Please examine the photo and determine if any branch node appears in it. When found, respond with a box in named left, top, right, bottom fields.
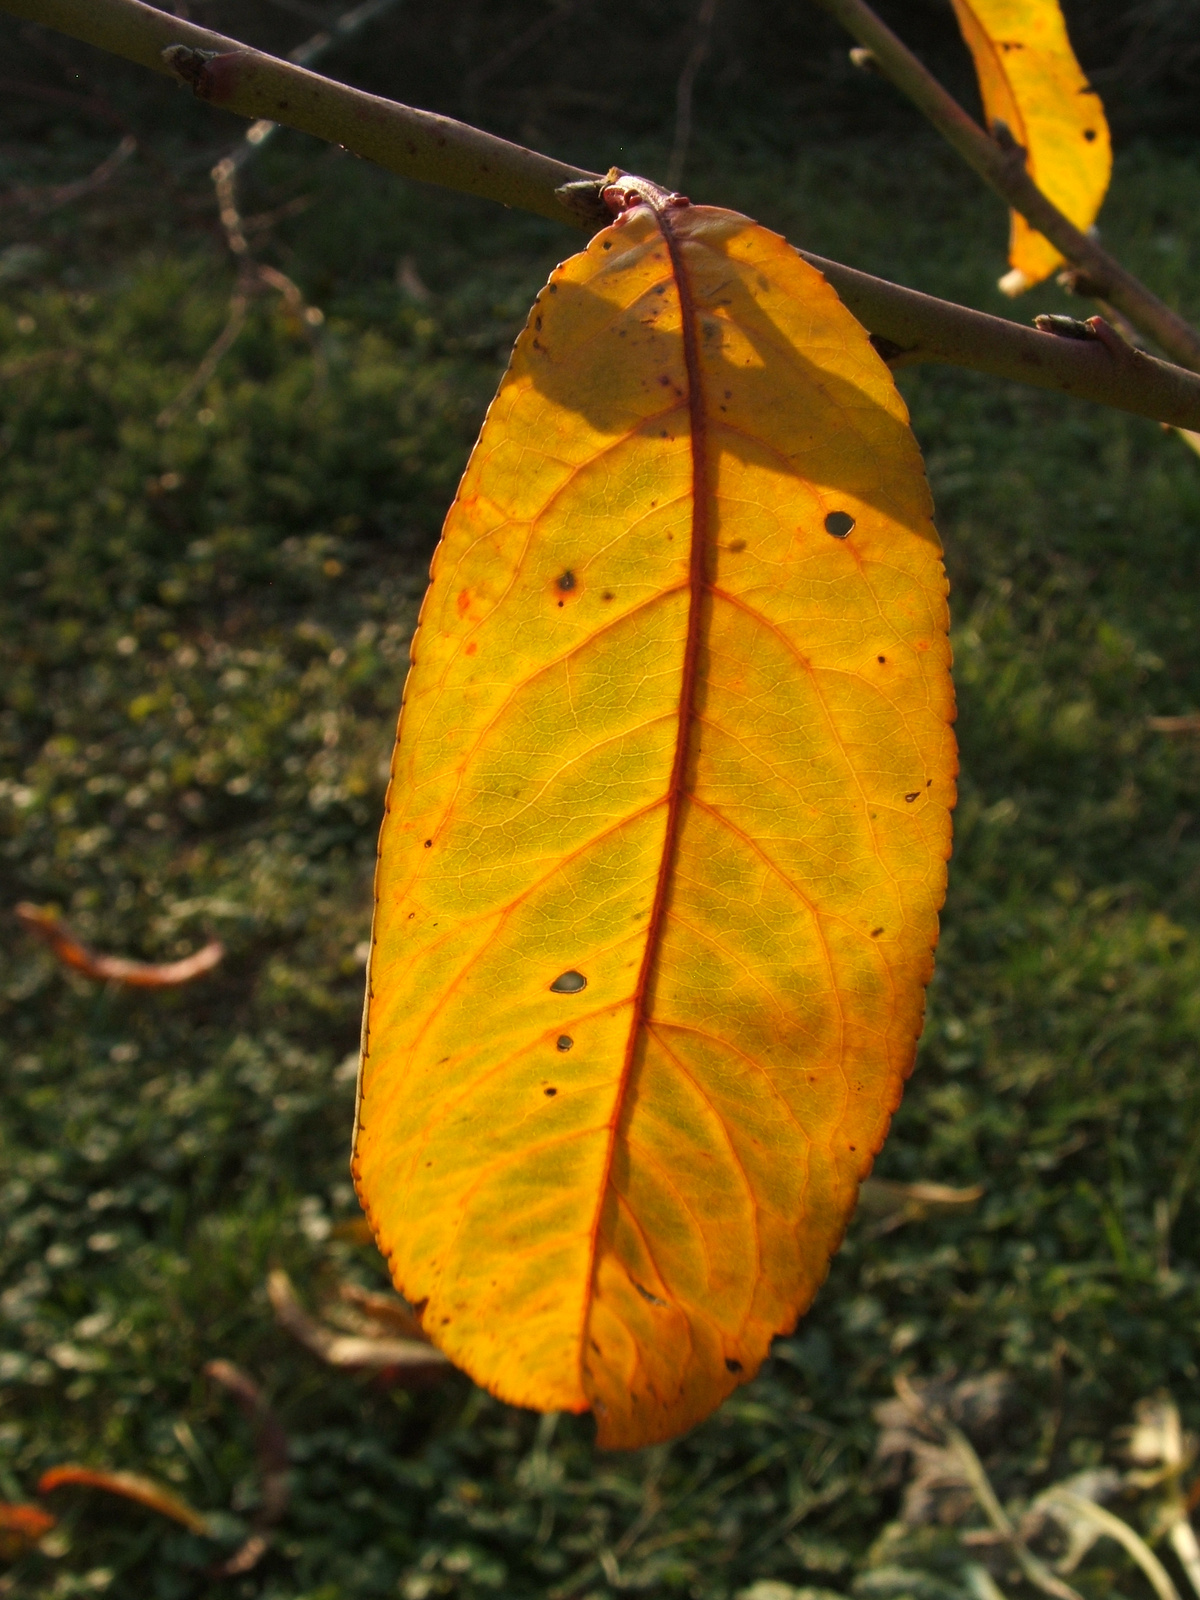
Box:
left=869, top=331, right=916, bottom=364
left=162, top=44, right=218, bottom=88
left=162, top=44, right=244, bottom=100
left=1033, top=314, right=1098, bottom=342
left=1086, top=315, right=1136, bottom=358
left=1057, top=265, right=1109, bottom=300
left=554, top=173, right=617, bottom=228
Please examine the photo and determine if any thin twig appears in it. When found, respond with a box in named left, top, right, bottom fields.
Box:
left=666, top=0, right=719, bottom=190
left=2, top=132, right=137, bottom=214
left=805, top=0, right=1200, bottom=373
left=463, top=0, right=581, bottom=101
left=0, top=0, right=593, bottom=221
left=158, top=0, right=395, bottom=423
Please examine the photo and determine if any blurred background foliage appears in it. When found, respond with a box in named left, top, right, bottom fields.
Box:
left=1, top=1, right=1200, bottom=1596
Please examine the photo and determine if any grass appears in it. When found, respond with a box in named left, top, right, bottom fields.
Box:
left=1, top=98, right=1200, bottom=1599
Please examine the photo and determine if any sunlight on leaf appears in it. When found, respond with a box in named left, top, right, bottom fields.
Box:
left=948, top=0, right=1112, bottom=292
left=354, top=196, right=956, bottom=1448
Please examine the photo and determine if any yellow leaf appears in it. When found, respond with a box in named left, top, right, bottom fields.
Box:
left=949, top=0, right=1112, bottom=292
left=353, top=195, right=956, bottom=1449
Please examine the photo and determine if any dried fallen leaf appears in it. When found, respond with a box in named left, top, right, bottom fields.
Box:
left=204, top=1360, right=288, bottom=1576
left=267, top=1270, right=449, bottom=1375
left=948, top=0, right=1112, bottom=292
left=354, top=183, right=956, bottom=1447
left=0, top=1502, right=56, bottom=1560
left=336, top=1282, right=429, bottom=1342
left=37, top=1466, right=212, bottom=1536
left=857, top=1177, right=985, bottom=1232
left=15, top=903, right=224, bottom=988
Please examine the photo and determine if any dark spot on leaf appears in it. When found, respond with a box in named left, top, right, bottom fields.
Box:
left=544, top=1086, right=557, bottom=1096
left=535, top=315, right=542, bottom=330
left=602, top=241, right=612, bottom=250
left=725, top=1358, right=743, bottom=1373
left=727, top=540, right=746, bottom=553
left=591, top=1339, right=601, bottom=1353
left=825, top=511, right=855, bottom=538
left=557, top=570, right=576, bottom=592
left=1084, top=128, right=1096, bottom=140
left=905, top=792, right=919, bottom=802
left=550, top=970, right=587, bottom=993
left=878, top=655, right=886, bottom=663
left=634, top=1281, right=667, bottom=1306
left=556, top=1036, right=573, bottom=1052
left=871, top=927, right=884, bottom=938
left=424, top=839, right=432, bottom=848
left=601, top=591, right=614, bottom=601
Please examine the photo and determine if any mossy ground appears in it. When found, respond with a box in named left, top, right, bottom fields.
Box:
left=2, top=101, right=1200, bottom=1599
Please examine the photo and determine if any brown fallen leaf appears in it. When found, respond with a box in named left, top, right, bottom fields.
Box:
left=336, top=1282, right=429, bottom=1342
left=204, top=1360, right=288, bottom=1577
left=15, top=903, right=224, bottom=988
left=0, top=1502, right=56, bottom=1560
left=857, top=1178, right=985, bottom=1233
left=37, top=1466, right=212, bottom=1536
left=1148, top=715, right=1200, bottom=736
left=267, top=1270, right=449, bottom=1377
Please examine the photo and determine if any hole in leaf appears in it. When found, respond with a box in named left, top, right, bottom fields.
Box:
left=725, top=1358, right=743, bottom=1373
left=824, top=511, right=855, bottom=538
left=556, top=1035, right=573, bottom=1052
left=556, top=570, right=576, bottom=592
left=550, top=970, right=586, bottom=993
left=634, top=1281, right=666, bottom=1306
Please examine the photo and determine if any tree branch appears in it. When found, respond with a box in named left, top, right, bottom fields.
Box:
left=7, top=0, right=1200, bottom=427
left=803, top=255, right=1200, bottom=429
left=808, top=0, right=1200, bottom=373
left=0, top=0, right=593, bottom=221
